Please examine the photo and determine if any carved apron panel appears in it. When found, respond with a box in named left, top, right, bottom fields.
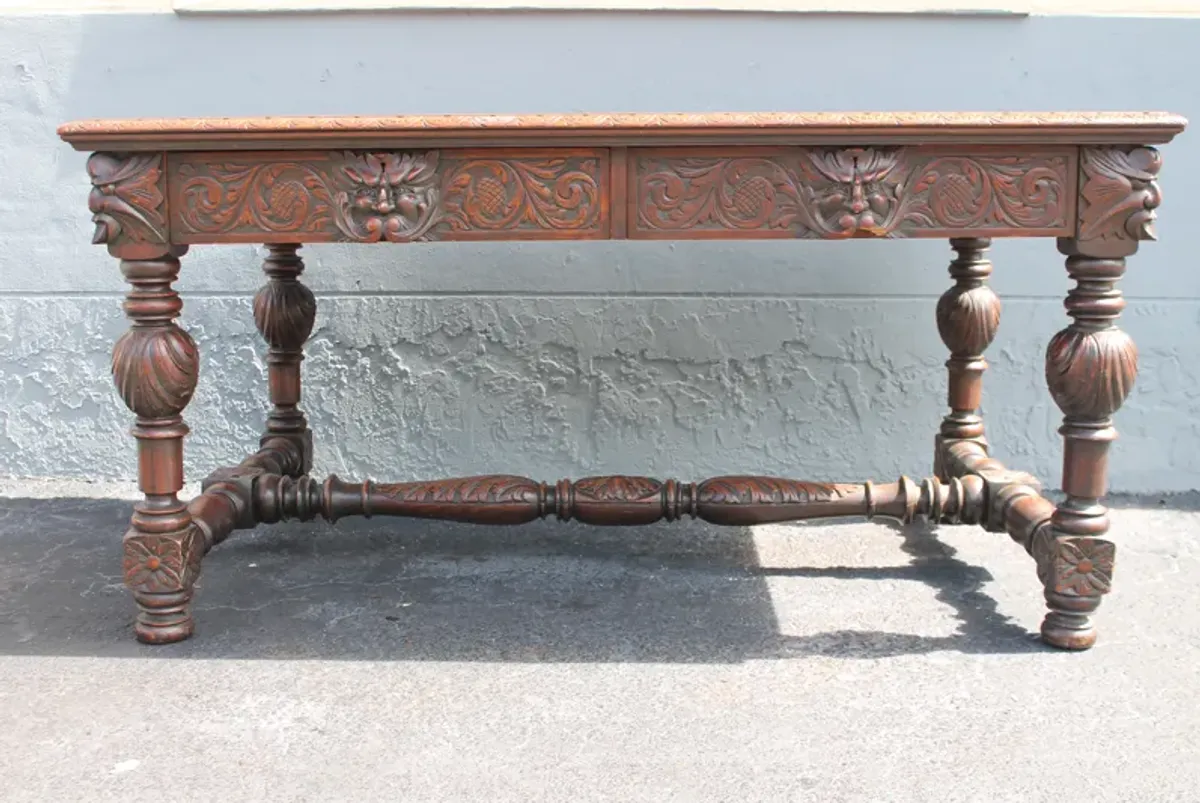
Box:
left=631, top=146, right=1075, bottom=239
left=169, top=146, right=1074, bottom=243
left=169, top=150, right=609, bottom=243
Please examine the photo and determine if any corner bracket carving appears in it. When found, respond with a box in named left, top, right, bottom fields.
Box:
left=1070, top=147, right=1162, bottom=257
left=87, top=152, right=169, bottom=250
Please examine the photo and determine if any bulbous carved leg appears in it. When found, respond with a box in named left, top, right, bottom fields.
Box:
left=113, top=249, right=202, bottom=644
left=1038, top=245, right=1137, bottom=650
left=935, top=237, right=1000, bottom=477
left=254, top=243, right=317, bottom=476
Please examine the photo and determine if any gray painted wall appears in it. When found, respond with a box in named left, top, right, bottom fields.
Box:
left=1, top=10, right=1198, bottom=492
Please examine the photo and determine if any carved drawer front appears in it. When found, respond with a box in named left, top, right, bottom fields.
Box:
left=630, top=146, right=1077, bottom=239
left=169, top=149, right=610, bottom=243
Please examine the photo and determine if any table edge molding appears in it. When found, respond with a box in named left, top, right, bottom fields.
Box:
left=57, top=111, right=1188, bottom=150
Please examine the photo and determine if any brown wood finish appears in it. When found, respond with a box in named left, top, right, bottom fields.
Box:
left=57, top=111, right=1185, bottom=648
left=57, top=111, right=1187, bottom=150
left=112, top=249, right=203, bottom=643
left=934, top=237, right=1001, bottom=479
left=250, top=473, right=984, bottom=528
left=170, top=149, right=610, bottom=243
left=254, top=244, right=316, bottom=474
left=162, top=145, right=1075, bottom=244
left=631, top=148, right=1073, bottom=239
left=1037, top=247, right=1136, bottom=649
left=1029, top=144, right=1161, bottom=650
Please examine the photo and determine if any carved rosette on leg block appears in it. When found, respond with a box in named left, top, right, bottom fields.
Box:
left=254, top=243, right=317, bottom=475
left=113, top=251, right=202, bottom=644
left=1040, top=146, right=1158, bottom=650
left=935, top=237, right=1000, bottom=477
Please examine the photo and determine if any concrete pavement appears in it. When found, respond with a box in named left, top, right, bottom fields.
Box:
left=0, top=490, right=1197, bottom=801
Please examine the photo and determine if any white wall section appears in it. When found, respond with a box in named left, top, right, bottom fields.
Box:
left=5, top=0, right=1200, bottom=16
left=1, top=10, right=1197, bottom=491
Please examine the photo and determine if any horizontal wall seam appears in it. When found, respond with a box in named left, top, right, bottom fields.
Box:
left=0, top=291, right=1198, bottom=302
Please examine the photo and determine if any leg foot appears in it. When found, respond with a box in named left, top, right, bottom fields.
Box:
left=1040, top=592, right=1099, bottom=650
left=123, top=526, right=203, bottom=644
left=132, top=591, right=195, bottom=644
left=1034, top=528, right=1115, bottom=651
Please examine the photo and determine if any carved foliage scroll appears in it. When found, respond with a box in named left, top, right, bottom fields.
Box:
left=376, top=475, right=542, bottom=505
left=442, top=159, right=601, bottom=233
left=87, top=152, right=168, bottom=247
left=172, top=150, right=606, bottom=242
left=634, top=149, right=1071, bottom=238
left=168, top=146, right=1081, bottom=243
left=696, top=477, right=842, bottom=505
left=574, top=476, right=662, bottom=502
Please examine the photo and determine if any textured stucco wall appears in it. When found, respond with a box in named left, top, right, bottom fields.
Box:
left=1, top=11, right=1198, bottom=492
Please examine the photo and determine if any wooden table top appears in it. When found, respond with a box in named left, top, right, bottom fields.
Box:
left=58, top=111, right=1187, bottom=150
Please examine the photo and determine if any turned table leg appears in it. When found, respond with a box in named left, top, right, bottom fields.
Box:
left=1031, top=145, right=1162, bottom=650
left=254, top=243, right=317, bottom=476
left=935, top=237, right=1001, bottom=477
left=1034, top=243, right=1136, bottom=650
left=113, top=248, right=203, bottom=644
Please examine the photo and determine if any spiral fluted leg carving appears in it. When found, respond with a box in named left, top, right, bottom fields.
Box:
left=1038, top=244, right=1137, bottom=650
left=935, top=237, right=1000, bottom=478
left=113, top=249, right=202, bottom=644
left=254, top=243, right=316, bottom=476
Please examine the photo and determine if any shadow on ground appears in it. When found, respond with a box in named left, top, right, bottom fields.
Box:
left=0, top=497, right=1049, bottom=661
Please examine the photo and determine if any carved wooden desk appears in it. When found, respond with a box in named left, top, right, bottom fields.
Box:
left=57, top=112, right=1186, bottom=650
